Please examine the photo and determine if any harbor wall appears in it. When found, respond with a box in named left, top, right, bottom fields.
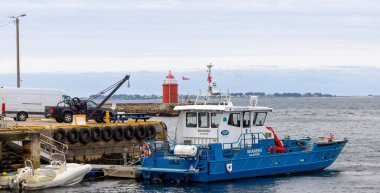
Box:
left=104, top=103, right=179, bottom=117
left=1, top=120, right=168, bottom=166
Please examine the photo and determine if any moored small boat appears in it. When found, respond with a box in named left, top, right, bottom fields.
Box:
left=5, top=155, right=91, bottom=190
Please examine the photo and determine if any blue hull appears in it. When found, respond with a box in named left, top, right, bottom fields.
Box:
left=137, top=139, right=347, bottom=182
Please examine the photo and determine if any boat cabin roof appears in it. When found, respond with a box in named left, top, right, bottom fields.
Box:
left=174, top=105, right=272, bottom=112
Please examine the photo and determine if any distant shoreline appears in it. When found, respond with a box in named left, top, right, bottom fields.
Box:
left=90, top=92, right=378, bottom=101
left=94, top=95, right=378, bottom=104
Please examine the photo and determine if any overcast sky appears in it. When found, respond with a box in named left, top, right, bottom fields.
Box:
left=1, top=0, right=380, bottom=73
left=1, top=1, right=380, bottom=96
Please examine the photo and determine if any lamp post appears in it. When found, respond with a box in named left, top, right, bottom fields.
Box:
left=9, top=14, right=26, bottom=88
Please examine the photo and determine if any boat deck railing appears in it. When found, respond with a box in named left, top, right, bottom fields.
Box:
left=194, top=94, right=232, bottom=106
left=150, top=141, right=177, bottom=156
left=222, top=132, right=270, bottom=150
left=223, top=132, right=259, bottom=150
left=147, top=132, right=272, bottom=161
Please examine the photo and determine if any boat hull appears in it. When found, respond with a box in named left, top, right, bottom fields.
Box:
left=138, top=140, right=347, bottom=182
left=26, top=164, right=92, bottom=190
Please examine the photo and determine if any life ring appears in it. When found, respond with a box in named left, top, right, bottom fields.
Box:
left=67, top=128, right=79, bottom=144
left=146, top=125, right=157, bottom=139
left=53, top=128, right=66, bottom=143
left=124, top=125, right=135, bottom=140
left=113, top=126, right=124, bottom=141
left=102, top=126, right=113, bottom=142
left=144, top=143, right=154, bottom=156
left=91, top=127, right=102, bottom=142
left=79, top=128, right=92, bottom=145
left=135, top=125, right=146, bottom=140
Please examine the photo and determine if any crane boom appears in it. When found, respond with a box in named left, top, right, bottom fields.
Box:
left=87, top=75, right=130, bottom=120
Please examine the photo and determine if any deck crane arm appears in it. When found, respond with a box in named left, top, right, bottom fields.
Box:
left=87, top=75, right=130, bottom=120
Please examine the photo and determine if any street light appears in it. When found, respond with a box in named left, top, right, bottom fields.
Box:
left=8, top=14, right=26, bottom=88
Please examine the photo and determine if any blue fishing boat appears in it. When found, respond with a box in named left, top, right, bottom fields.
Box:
left=136, top=64, right=348, bottom=182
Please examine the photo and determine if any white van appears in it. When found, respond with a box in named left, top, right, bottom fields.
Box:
left=0, top=87, right=70, bottom=121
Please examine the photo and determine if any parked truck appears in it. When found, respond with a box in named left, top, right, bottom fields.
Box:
left=45, top=75, right=130, bottom=123
left=45, top=97, right=112, bottom=123
left=0, top=87, right=70, bottom=121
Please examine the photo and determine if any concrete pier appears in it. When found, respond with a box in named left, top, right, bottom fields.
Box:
left=0, top=131, right=41, bottom=169
left=100, top=165, right=141, bottom=178
left=104, top=103, right=179, bottom=116
left=2, top=119, right=167, bottom=165
left=22, top=136, right=41, bottom=168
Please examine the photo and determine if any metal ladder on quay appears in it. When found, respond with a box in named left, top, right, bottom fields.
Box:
left=4, top=123, right=68, bottom=163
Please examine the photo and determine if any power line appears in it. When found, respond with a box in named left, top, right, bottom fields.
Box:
left=0, top=21, right=13, bottom=28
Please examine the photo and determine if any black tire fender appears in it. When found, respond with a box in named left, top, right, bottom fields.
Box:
left=124, top=125, right=135, bottom=140
left=135, top=125, right=146, bottom=140
left=113, top=126, right=124, bottom=141
left=79, top=128, right=92, bottom=145
left=53, top=128, right=66, bottom=143
left=67, top=128, right=79, bottom=144
left=146, top=125, right=157, bottom=139
left=91, top=127, right=102, bottom=142
left=102, top=126, right=113, bottom=142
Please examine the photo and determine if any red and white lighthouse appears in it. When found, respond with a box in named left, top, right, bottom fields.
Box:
left=162, top=70, right=178, bottom=104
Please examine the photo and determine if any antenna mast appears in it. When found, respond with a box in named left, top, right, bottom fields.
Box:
left=206, top=63, right=213, bottom=96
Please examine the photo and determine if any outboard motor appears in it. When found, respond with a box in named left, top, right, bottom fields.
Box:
left=8, top=167, right=32, bottom=189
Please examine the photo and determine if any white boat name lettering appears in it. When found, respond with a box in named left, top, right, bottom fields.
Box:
left=247, top=149, right=262, bottom=156
left=198, top=129, right=211, bottom=135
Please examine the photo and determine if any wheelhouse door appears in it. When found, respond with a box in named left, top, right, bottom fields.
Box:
left=218, top=112, right=243, bottom=146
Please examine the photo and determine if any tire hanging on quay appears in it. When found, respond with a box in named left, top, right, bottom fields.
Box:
left=67, top=128, right=79, bottom=144
left=79, top=128, right=92, bottom=145
left=113, top=126, right=124, bottom=141
left=135, top=125, right=146, bottom=140
left=91, top=127, right=102, bottom=142
left=124, top=125, right=135, bottom=140
left=146, top=125, right=157, bottom=139
left=102, top=126, right=113, bottom=142
left=53, top=128, right=66, bottom=143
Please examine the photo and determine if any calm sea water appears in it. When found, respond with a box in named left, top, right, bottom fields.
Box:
left=10, top=97, right=380, bottom=192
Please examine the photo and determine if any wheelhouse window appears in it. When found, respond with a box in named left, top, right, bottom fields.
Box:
left=186, top=112, right=197, bottom=127
left=228, top=113, right=240, bottom=127
left=198, top=112, right=209, bottom=128
left=243, top=112, right=251, bottom=128
left=253, top=112, right=267, bottom=126
left=211, top=113, right=222, bottom=128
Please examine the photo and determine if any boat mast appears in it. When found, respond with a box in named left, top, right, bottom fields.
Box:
left=207, top=63, right=213, bottom=96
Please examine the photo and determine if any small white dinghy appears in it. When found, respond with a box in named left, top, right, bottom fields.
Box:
left=8, top=154, right=91, bottom=190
